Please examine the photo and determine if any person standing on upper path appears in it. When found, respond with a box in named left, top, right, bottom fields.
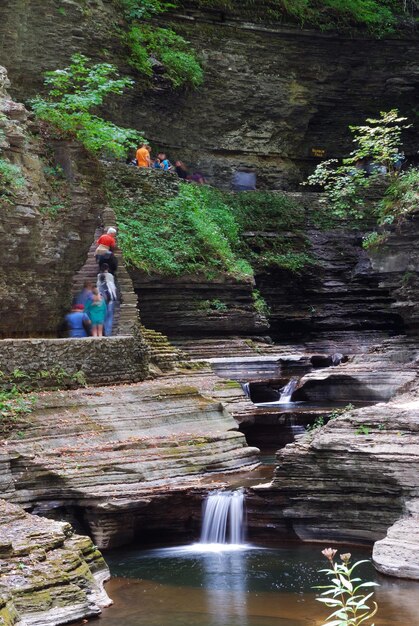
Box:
left=175, top=160, right=189, bottom=179
left=95, top=227, right=118, bottom=274
left=157, top=153, right=172, bottom=171
left=97, top=263, right=118, bottom=337
left=136, top=143, right=151, bottom=168
left=85, top=288, right=107, bottom=337
left=64, top=304, right=91, bottom=338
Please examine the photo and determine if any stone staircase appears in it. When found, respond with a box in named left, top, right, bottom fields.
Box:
left=141, top=326, right=184, bottom=372
left=72, top=211, right=139, bottom=336
left=71, top=209, right=183, bottom=370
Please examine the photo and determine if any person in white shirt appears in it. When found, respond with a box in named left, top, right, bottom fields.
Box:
left=97, top=263, right=118, bottom=336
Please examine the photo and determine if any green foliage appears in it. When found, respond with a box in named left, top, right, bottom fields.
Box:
left=317, top=549, right=378, bottom=625
left=112, top=183, right=253, bottom=279
left=304, top=110, right=411, bottom=222
left=124, top=24, right=203, bottom=88
left=252, top=289, right=270, bottom=317
left=183, top=0, right=410, bottom=34
left=306, top=404, right=355, bottom=433
left=111, top=181, right=316, bottom=279
left=355, top=425, right=371, bottom=435
left=120, top=0, right=176, bottom=19
left=362, top=230, right=388, bottom=250
left=0, top=367, right=87, bottom=393
left=0, top=158, right=25, bottom=200
left=0, top=387, right=34, bottom=437
left=31, top=54, right=144, bottom=158
left=197, top=298, right=229, bottom=313
left=224, top=191, right=316, bottom=273
left=378, top=167, right=419, bottom=224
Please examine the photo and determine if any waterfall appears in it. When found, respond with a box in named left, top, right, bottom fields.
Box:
left=241, top=382, right=251, bottom=398
left=200, top=490, right=245, bottom=545
left=278, top=378, right=298, bottom=404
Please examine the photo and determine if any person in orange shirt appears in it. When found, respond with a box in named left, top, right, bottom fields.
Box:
left=136, top=143, right=150, bottom=168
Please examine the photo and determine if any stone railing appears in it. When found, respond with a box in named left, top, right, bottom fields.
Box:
left=0, top=335, right=149, bottom=385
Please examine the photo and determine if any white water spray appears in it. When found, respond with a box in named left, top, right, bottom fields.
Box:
left=200, top=490, right=245, bottom=545
left=278, top=378, right=298, bottom=404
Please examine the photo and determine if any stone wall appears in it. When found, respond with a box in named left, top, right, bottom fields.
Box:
left=0, top=335, right=150, bottom=384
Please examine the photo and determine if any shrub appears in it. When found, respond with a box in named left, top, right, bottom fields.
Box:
left=31, top=54, right=144, bottom=158
left=112, top=183, right=253, bottom=279
left=0, top=158, right=25, bottom=200
left=304, top=110, right=412, bottom=223
left=124, top=24, right=203, bottom=88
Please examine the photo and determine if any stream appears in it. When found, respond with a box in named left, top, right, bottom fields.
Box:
left=78, top=387, right=418, bottom=626
left=82, top=543, right=419, bottom=626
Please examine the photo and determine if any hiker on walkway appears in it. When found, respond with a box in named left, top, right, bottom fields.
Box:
left=95, top=227, right=118, bottom=274
left=136, top=143, right=151, bottom=168
left=97, top=263, right=118, bottom=337
left=157, top=153, right=172, bottom=171
left=73, top=281, right=94, bottom=307
left=85, top=288, right=107, bottom=337
left=64, top=303, right=91, bottom=338
left=175, top=160, right=189, bottom=180
left=232, top=168, right=256, bottom=191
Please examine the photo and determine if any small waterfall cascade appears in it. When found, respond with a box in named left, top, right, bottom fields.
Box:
left=278, top=378, right=298, bottom=404
left=241, top=382, right=251, bottom=398
left=200, top=490, right=245, bottom=545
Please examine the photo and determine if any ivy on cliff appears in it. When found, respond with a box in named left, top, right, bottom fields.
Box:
left=118, top=0, right=204, bottom=88
left=110, top=180, right=315, bottom=278
left=31, top=55, right=144, bottom=158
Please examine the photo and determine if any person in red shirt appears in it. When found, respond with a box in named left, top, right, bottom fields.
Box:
left=95, top=227, right=118, bottom=274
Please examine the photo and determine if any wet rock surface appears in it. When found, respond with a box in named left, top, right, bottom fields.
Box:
left=249, top=339, right=419, bottom=579
left=0, top=369, right=259, bottom=548
left=0, top=499, right=111, bottom=626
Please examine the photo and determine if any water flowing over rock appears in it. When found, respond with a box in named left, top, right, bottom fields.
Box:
left=249, top=339, right=419, bottom=579
left=0, top=499, right=111, bottom=626
left=0, top=370, right=259, bottom=549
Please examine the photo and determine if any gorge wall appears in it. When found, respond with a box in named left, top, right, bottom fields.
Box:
left=0, top=66, right=103, bottom=338
left=0, top=1, right=418, bottom=189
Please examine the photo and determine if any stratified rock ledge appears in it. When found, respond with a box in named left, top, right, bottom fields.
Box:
left=0, top=499, right=112, bottom=626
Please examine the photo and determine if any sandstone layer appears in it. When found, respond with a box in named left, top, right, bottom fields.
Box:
left=0, top=499, right=111, bottom=626
left=0, top=369, right=259, bottom=549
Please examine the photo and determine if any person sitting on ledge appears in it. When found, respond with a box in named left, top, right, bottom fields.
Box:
left=95, top=227, right=118, bottom=274
left=64, top=304, right=91, bottom=338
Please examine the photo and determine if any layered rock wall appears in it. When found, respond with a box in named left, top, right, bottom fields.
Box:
left=0, top=370, right=259, bottom=548
left=0, top=2, right=418, bottom=188
left=0, top=67, right=103, bottom=338
left=0, top=499, right=111, bottom=626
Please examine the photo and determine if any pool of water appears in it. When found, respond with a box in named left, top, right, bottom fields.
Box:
left=84, top=543, right=419, bottom=626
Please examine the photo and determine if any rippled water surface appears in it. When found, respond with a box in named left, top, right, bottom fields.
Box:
left=86, top=544, right=419, bottom=626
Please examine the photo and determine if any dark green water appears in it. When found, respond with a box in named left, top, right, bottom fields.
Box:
left=85, top=543, right=419, bottom=626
